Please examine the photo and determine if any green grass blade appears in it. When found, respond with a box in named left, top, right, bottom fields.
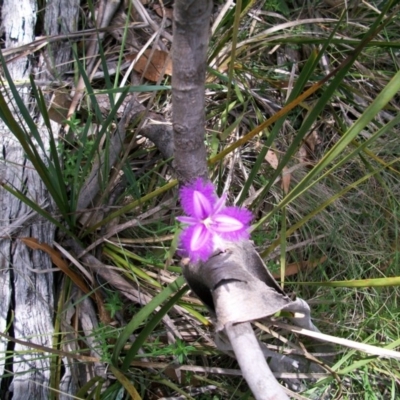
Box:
left=78, top=86, right=130, bottom=183
left=299, top=276, right=400, bottom=288
left=109, top=365, right=142, bottom=400
left=71, top=46, right=103, bottom=124
left=1, top=183, right=76, bottom=238
left=29, top=76, right=70, bottom=215
left=85, top=180, right=177, bottom=234
left=75, top=376, right=105, bottom=398
left=111, top=276, right=186, bottom=366
left=261, top=156, right=400, bottom=257
left=237, top=48, right=320, bottom=204
left=121, top=285, right=188, bottom=371
left=0, top=54, right=72, bottom=222
left=256, top=67, right=400, bottom=232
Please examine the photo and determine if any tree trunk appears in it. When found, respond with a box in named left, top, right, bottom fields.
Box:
left=0, top=0, right=79, bottom=398
left=172, top=0, right=212, bottom=185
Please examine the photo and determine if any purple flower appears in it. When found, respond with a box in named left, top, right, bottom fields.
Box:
left=176, top=178, right=252, bottom=262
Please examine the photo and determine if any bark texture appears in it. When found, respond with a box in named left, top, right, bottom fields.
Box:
left=225, top=323, right=289, bottom=400
left=172, top=0, right=213, bottom=184
left=44, top=0, right=80, bottom=78
left=0, top=1, right=54, bottom=398
left=0, top=0, right=79, bottom=398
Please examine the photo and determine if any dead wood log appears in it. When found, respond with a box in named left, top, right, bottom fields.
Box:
left=0, top=0, right=79, bottom=398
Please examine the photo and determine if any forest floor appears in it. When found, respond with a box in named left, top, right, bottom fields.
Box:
left=1, top=0, right=400, bottom=399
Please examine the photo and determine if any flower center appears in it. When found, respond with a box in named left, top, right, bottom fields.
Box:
left=202, top=216, right=213, bottom=228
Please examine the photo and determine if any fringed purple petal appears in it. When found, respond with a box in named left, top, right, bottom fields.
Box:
left=213, top=193, right=227, bottom=214
left=212, top=214, right=246, bottom=232
left=176, top=216, right=198, bottom=225
left=213, top=207, right=252, bottom=242
left=190, top=224, right=211, bottom=251
left=192, top=191, right=212, bottom=219
left=218, top=227, right=250, bottom=242
left=179, top=178, right=216, bottom=217
left=179, top=224, right=213, bottom=262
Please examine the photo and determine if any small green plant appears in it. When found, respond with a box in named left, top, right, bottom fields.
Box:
left=171, top=338, right=197, bottom=364
left=91, top=323, right=121, bottom=363
left=57, top=115, right=97, bottom=186
left=263, top=0, right=290, bottom=17
left=104, top=291, right=124, bottom=319
left=141, top=338, right=196, bottom=364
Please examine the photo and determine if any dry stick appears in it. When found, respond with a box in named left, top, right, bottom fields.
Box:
left=225, top=323, right=289, bottom=400
left=65, top=0, right=121, bottom=131
left=172, top=2, right=288, bottom=399
left=79, top=198, right=174, bottom=256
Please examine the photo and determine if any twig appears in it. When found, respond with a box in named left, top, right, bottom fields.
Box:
left=65, top=0, right=121, bottom=127
left=273, top=321, right=400, bottom=360
left=225, top=322, right=289, bottom=400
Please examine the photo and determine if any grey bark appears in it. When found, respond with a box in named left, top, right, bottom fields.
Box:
left=0, top=1, right=54, bottom=398
left=172, top=0, right=212, bottom=185
left=0, top=0, right=79, bottom=398
left=225, top=323, right=289, bottom=400
left=44, top=0, right=80, bottom=78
